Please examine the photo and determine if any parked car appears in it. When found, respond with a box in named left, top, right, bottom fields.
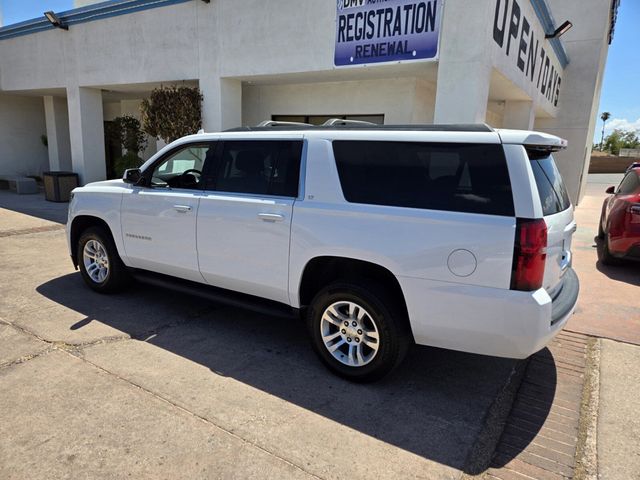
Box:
left=66, top=121, right=579, bottom=381
left=598, top=166, right=640, bottom=264
left=626, top=161, right=640, bottom=173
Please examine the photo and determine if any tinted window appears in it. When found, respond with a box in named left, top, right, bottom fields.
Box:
left=616, top=172, right=640, bottom=195
left=527, top=152, right=571, bottom=215
left=212, top=141, right=302, bottom=197
left=332, top=141, right=514, bottom=216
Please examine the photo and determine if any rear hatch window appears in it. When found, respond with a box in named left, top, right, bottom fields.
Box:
left=527, top=149, right=574, bottom=294
left=528, top=150, right=571, bottom=215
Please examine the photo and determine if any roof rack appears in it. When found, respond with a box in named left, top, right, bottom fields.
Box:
left=322, top=118, right=376, bottom=126
left=225, top=123, right=495, bottom=133
left=256, top=120, right=313, bottom=127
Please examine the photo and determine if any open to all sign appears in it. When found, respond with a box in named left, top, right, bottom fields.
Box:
left=493, top=0, right=562, bottom=107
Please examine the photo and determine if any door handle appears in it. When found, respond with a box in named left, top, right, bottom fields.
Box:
left=173, top=205, right=192, bottom=213
left=258, top=213, right=285, bottom=222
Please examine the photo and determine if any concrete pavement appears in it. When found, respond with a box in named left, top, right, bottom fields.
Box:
left=0, top=191, right=521, bottom=479
left=2, top=174, right=640, bottom=479
left=568, top=174, right=640, bottom=344
left=597, top=339, right=640, bottom=480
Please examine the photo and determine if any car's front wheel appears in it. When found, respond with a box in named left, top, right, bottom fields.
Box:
left=307, top=282, right=411, bottom=382
left=77, top=226, right=131, bottom=293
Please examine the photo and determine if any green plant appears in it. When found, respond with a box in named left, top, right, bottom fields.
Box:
left=108, top=115, right=148, bottom=178
left=140, top=85, right=203, bottom=143
left=603, top=129, right=640, bottom=156
left=113, top=151, right=144, bottom=178
left=109, top=115, right=148, bottom=156
left=600, top=112, right=611, bottom=150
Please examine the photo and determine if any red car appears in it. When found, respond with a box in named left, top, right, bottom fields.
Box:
left=599, top=167, right=640, bottom=264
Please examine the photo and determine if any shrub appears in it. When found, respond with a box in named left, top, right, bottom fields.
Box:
left=140, top=85, right=203, bottom=143
left=108, top=116, right=148, bottom=178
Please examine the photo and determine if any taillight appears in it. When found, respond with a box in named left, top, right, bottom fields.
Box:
left=510, top=218, right=547, bottom=291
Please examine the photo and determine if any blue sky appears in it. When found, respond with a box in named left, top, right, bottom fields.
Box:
left=595, top=0, right=640, bottom=139
left=0, top=0, right=638, bottom=141
left=0, top=1, right=74, bottom=26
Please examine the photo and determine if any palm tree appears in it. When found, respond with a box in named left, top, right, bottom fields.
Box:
left=600, top=112, right=611, bottom=150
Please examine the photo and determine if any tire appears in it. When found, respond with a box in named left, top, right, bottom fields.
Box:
left=77, top=226, right=131, bottom=293
left=599, top=233, right=621, bottom=266
left=306, top=282, right=411, bottom=382
left=597, top=215, right=605, bottom=239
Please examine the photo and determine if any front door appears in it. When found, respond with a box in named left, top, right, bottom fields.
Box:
left=120, top=142, right=216, bottom=282
left=197, top=138, right=304, bottom=304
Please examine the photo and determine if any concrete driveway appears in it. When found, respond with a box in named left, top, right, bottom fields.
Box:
left=0, top=190, right=522, bottom=479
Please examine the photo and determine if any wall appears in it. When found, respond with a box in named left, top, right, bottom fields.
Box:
left=536, top=0, right=612, bottom=203
left=242, top=78, right=436, bottom=127
left=0, top=94, right=48, bottom=177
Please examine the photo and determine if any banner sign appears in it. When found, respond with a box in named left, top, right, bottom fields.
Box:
left=335, top=0, right=441, bottom=67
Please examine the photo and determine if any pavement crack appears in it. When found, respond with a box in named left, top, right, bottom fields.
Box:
left=0, top=224, right=65, bottom=238
left=0, top=347, right=55, bottom=371
left=0, top=318, right=131, bottom=352
left=60, top=349, right=325, bottom=480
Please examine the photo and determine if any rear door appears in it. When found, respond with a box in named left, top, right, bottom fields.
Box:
left=528, top=151, right=575, bottom=294
left=196, top=137, right=304, bottom=304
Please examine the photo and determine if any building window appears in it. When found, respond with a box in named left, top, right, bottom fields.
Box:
left=272, top=114, right=384, bottom=125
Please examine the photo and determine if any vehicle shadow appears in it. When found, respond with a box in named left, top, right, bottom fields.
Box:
left=594, top=237, right=640, bottom=287
left=36, top=273, right=557, bottom=474
left=485, top=347, right=558, bottom=472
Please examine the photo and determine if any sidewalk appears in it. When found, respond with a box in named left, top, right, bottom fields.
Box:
left=598, top=339, right=640, bottom=480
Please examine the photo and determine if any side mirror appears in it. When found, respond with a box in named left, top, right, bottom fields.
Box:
left=123, top=168, right=142, bottom=185
left=606, top=186, right=615, bottom=194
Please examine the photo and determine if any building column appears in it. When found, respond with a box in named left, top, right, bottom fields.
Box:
left=503, top=100, right=535, bottom=130
left=43, top=96, right=72, bottom=171
left=66, top=86, right=106, bottom=184
left=434, top=62, right=492, bottom=124
left=201, top=77, right=242, bottom=132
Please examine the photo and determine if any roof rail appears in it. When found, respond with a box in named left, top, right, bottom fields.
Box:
left=256, top=120, right=313, bottom=127
left=224, top=123, right=495, bottom=133
left=322, top=118, right=376, bottom=126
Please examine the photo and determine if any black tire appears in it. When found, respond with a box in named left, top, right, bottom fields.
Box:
left=597, top=214, right=605, bottom=239
left=77, top=226, right=131, bottom=293
left=598, top=233, right=622, bottom=266
left=306, top=282, right=411, bottom=382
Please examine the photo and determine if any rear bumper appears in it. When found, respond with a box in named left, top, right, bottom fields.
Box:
left=399, top=268, right=579, bottom=359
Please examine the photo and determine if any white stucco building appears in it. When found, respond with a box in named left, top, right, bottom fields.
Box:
left=0, top=0, right=619, bottom=202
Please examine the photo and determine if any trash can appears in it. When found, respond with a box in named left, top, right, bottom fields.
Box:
left=43, top=171, right=79, bottom=202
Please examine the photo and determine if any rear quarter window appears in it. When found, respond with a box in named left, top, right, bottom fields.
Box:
left=332, top=141, right=514, bottom=216
left=527, top=151, right=571, bottom=216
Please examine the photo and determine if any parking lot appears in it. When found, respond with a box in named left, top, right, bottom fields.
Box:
left=0, top=174, right=638, bottom=479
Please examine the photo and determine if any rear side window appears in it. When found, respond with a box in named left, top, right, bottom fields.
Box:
left=212, top=140, right=302, bottom=197
left=332, top=141, right=514, bottom=216
left=527, top=152, right=571, bottom=216
left=616, top=172, right=640, bottom=195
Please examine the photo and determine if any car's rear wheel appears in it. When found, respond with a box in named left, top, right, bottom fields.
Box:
left=597, top=215, right=605, bottom=239
left=599, top=233, right=622, bottom=266
left=306, top=282, right=411, bottom=382
left=77, top=226, right=131, bottom=293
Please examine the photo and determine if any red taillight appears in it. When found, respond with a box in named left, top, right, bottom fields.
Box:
left=510, top=218, right=547, bottom=291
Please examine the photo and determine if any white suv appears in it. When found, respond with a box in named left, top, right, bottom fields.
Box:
left=67, top=122, right=579, bottom=381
